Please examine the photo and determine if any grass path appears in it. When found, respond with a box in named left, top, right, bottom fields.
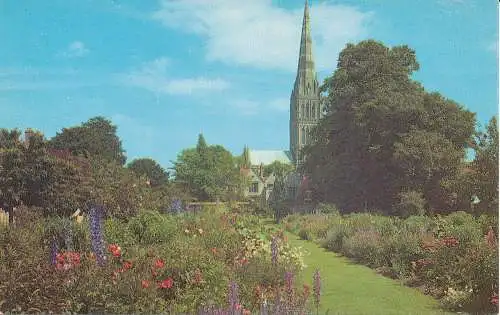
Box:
left=283, top=231, right=453, bottom=315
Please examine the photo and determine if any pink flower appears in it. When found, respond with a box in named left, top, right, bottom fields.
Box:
left=154, top=258, right=165, bottom=269
left=158, top=277, right=174, bottom=289
left=141, top=280, right=150, bottom=288
left=491, top=293, right=498, bottom=306
left=123, top=260, right=133, bottom=271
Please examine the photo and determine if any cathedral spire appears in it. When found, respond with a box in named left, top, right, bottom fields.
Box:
left=294, top=0, right=317, bottom=95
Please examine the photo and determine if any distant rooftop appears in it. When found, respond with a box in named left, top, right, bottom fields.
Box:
left=249, top=150, right=293, bottom=166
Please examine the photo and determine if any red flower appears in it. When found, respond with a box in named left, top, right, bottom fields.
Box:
left=491, top=293, right=498, bottom=306
left=55, top=252, right=81, bottom=271
left=123, top=260, right=133, bottom=271
left=158, top=277, right=174, bottom=289
left=56, top=253, right=65, bottom=264
left=69, top=252, right=80, bottom=265
left=141, top=280, right=150, bottom=288
left=211, top=247, right=217, bottom=254
left=108, top=244, right=122, bottom=257
left=154, top=258, right=165, bottom=269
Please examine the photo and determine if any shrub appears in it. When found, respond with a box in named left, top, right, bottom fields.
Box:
left=321, top=220, right=352, bottom=252
left=127, top=210, right=178, bottom=245
left=341, top=228, right=382, bottom=267
left=395, top=190, right=426, bottom=218
left=316, top=203, right=339, bottom=215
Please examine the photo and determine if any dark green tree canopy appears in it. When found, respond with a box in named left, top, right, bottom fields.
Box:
left=264, top=160, right=294, bottom=178
left=49, top=116, right=126, bottom=165
left=127, top=158, right=169, bottom=187
left=304, top=40, right=476, bottom=214
left=470, top=116, right=498, bottom=214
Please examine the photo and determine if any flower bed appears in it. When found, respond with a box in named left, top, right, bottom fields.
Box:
left=282, top=210, right=499, bottom=314
left=0, top=205, right=318, bottom=314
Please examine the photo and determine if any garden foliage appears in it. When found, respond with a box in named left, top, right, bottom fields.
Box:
left=0, top=206, right=316, bottom=314
left=283, top=210, right=499, bottom=313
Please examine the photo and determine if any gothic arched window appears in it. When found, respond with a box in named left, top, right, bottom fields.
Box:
left=301, top=127, right=306, bottom=145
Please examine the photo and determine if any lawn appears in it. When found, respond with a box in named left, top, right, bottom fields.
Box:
left=284, top=232, right=452, bottom=315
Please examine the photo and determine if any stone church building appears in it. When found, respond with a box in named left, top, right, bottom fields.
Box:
left=242, top=0, right=324, bottom=203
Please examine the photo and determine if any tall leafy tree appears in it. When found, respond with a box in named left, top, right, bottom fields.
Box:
left=127, top=158, right=169, bottom=187
left=240, top=145, right=251, bottom=169
left=174, top=135, right=241, bottom=201
left=470, top=116, right=499, bottom=214
left=49, top=116, right=126, bottom=165
left=304, top=40, right=476, bottom=214
left=0, top=129, right=91, bottom=218
left=0, top=129, right=24, bottom=218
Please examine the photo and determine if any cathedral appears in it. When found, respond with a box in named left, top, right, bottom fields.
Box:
left=243, top=0, right=324, bottom=202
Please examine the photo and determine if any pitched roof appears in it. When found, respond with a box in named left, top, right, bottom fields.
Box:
left=249, top=150, right=293, bottom=166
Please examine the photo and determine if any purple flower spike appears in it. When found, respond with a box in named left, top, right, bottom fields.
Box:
left=228, top=280, right=240, bottom=313
left=89, top=204, right=106, bottom=266
left=170, top=198, right=183, bottom=214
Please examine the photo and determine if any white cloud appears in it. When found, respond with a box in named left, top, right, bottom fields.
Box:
left=152, top=0, right=372, bottom=72
left=164, top=78, right=229, bottom=95
left=60, top=41, right=90, bottom=58
left=122, top=57, right=230, bottom=95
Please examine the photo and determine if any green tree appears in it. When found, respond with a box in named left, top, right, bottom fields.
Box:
left=263, top=160, right=294, bottom=178
left=174, top=135, right=241, bottom=201
left=240, top=145, right=251, bottom=169
left=304, top=40, right=476, bottom=214
left=49, top=116, right=126, bottom=165
left=470, top=116, right=499, bottom=214
left=0, top=129, right=91, bottom=218
left=0, top=129, right=24, bottom=218
left=127, top=158, right=169, bottom=187
left=89, top=158, right=153, bottom=218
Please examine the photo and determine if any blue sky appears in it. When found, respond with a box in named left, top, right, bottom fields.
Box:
left=0, top=0, right=498, bottom=169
